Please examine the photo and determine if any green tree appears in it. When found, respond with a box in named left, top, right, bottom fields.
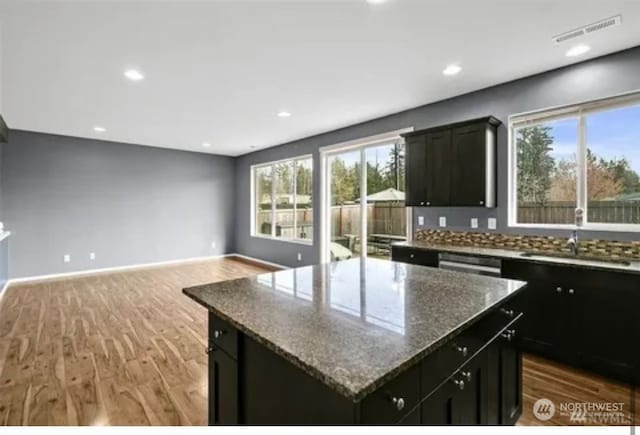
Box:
left=384, top=143, right=405, bottom=191
left=517, top=126, right=555, bottom=205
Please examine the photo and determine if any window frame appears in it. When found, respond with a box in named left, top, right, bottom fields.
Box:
left=508, top=91, right=640, bottom=231
left=250, top=154, right=314, bottom=245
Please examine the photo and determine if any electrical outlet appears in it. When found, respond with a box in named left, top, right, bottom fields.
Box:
left=297, top=253, right=302, bottom=262
left=418, top=216, right=424, bottom=226
left=211, top=241, right=217, bottom=249
left=471, top=218, right=478, bottom=229
left=488, top=218, right=497, bottom=230
left=89, top=252, right=96, bottom=260
left=63, top=254, right=71, bottom=263
left=439, top=216, right=447, bottom=228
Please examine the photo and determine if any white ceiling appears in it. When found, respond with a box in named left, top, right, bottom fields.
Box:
left=1, top=0, right=640, bottom=156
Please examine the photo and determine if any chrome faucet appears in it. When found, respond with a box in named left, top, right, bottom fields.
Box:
left=567, top=229, right=579, bottom=256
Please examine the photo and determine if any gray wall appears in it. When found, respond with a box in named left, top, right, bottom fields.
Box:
left=235, top=46, right=640, bottom=268
left=3, top=130, right=236, bottom=278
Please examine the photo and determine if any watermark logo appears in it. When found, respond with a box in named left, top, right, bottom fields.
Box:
left=533, top=397, right=627, bottom=424
left=533, top=398, right=556, bottom=421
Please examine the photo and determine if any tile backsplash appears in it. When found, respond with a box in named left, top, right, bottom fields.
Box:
left=414, top=229, right=640, bottom=259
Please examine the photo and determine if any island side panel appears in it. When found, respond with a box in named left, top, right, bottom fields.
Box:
left=240, top=333, right=356, bottom=424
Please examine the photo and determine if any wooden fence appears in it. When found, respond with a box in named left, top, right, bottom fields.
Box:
left=518, top=201, right=640, bottom=224
left=256, top=203, right=406, bottom=239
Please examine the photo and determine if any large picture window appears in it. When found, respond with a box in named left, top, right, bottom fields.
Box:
left=510, top=94, right=640, bottom=229
left=252, top=156, right=313, bottom=242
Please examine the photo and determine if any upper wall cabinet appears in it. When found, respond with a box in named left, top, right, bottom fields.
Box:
left=402, top=116, right=500, bottom=207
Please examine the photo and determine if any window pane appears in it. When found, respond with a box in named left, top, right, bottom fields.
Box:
left=329, top=151, right=361, bottom=259
left=516, top=118, right=578, bottom=224
left=295, top=158, right=313, bottom=241
left=255, top=166, right=272, bottom=236
left=274, top=161, right=295, bottom=239
left=586, top=104, right=640, bottom=224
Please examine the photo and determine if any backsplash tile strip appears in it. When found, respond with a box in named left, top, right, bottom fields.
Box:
left=414, top=230, right=640, bottom=260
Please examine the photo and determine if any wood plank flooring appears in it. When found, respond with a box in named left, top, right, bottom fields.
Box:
left=0, top=257, right=270, bottom=425
left=0, top=257, right=636, bottom=426
left=519, top=353, right=638, bottom=426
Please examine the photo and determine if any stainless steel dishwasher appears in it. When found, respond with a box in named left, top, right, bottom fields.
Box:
left=438, top=252, right=502, bottom=277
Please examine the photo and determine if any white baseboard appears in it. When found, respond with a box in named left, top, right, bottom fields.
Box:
left=5, top=252, right=288, bottom=286
left=232, top=253, right=288, bottom=270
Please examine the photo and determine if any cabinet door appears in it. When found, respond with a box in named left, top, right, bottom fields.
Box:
left=576, top=285, right=639, bottom=383
left=424, top=129, right=451, bottom=206
left=498, top=329, right=522, bottom=425
left=421, top=380, right=455, bottom=425
left=405, top=135, right=427, bottom=206
left=453, top=350, right=491, bottom=425
left=450, top=123, right=487, bottom=206
left=515, top=282, right=567, bottom=351
left=209, top=348, right=238, bottom=425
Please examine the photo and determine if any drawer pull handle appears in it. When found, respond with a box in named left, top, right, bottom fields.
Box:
left=205, top=346, right=215, bottom=354
left=568, top=289, right=575, bottom=295
left=556, top=287, right=562, bottom=293
left=461, top=371, right=472, bottom=382
left=454, top=345, right=468, bottom=357
left=213, top=330, right=226, bottom=339
left=501, top=331, right=513, bottom=342
left=410, top=254, right=415, bottom=259
left=453, top=379, right=465, bottom=391
left=500, top=308, right=515, bottom=318
left=391, top=397, right=405, bottom=411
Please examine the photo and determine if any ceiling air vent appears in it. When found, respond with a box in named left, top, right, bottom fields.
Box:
left=552, top=15, right=622, bottom=45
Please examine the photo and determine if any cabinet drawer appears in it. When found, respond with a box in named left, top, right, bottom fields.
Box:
left=360, top=364, right=421, bottom=424
left=421, top=307, right=520, bottom=397
left=391, top=247, right=438, bottom=267
left=209, top=313, right=238, bottom=359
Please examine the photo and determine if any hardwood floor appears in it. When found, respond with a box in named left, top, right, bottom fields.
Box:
left=519, top=353, right=638, bottom=426
left=0, top=257, right=270, bottom=425
left=0, top=257, right=636, bottom=426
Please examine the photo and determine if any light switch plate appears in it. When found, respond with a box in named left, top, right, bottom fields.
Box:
left=63, top=254, right=71, bottom=263
left=488, top=218, right=497, bottom=230
left=439, top=216, right=447, bottom=228
left=471, top=218, right=478, bottom=229
left=418, top=216, right=424, bottom=226
left=297, top=252, right=302, bottom=262
left=89, top=252, right=96, bottom=260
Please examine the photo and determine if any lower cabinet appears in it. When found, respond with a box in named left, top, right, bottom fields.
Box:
left=208, top=345, right=238, bottom=425
left=503, top=259, right=640, bottom=384
left=208, top=309, right=523, bottom=425
left=420, top=322, right=521, bottom=425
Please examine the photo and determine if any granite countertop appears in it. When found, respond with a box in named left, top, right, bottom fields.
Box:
left=183, top=257, right=526, bottom=401
left=395, top=240, right=640, bottom=274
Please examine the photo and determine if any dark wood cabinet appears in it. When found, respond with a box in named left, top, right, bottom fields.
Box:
left=451, top=123, right=492, bottom=206
left=498, top=328, right=522, bottom=425
left=405, top=135, right=427, bottom=206
left=502, top=259, right=640, bottom=384
left=402, top=117, right=499, bottom=208
left=424, top=129, right=452, bottom=206
left=208, top=301, right=523, bottom=425
left=208, top=346, right=238, bottom=425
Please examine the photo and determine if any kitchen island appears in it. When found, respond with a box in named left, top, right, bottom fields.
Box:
left=183, top=257, right=527, bottom=425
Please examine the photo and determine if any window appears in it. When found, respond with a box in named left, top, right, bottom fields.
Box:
left=510, top=93, right=640, bottom=229
left=252, top=156, right=313, bottom=242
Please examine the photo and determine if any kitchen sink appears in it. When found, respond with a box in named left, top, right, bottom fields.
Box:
left=519, top=251, right=632, bottom=266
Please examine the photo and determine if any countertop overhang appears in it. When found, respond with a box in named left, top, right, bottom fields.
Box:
left=183, top=257, right=526, bottom=401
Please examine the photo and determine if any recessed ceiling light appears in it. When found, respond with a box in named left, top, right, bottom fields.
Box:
left=366, top=0, right=389, bottom=4
left=93, top=126, right=106, bottom=133
left=250, top=146, right=257, bottom=149
left=124, top=69, right=144, bottom=81
left=566, top=44, right=591, bottom=57
left=202, top=142, right=212, bottom=148
left=442, top=64, right=462, bottom=76
left=277, top=111, right=292, bottom=118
